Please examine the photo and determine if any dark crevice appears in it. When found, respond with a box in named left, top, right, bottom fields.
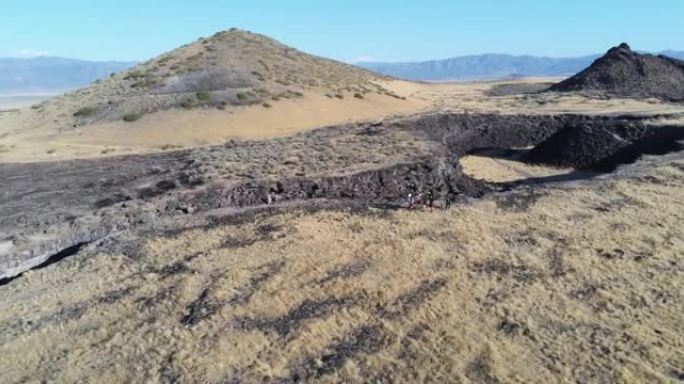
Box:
left=0, top=242, right=90, bottom=287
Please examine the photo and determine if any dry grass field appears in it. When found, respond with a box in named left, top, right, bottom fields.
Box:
left=1, top=150, right=682, bottom=383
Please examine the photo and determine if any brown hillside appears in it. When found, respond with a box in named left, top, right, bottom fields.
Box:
left=29, top=29, right=404, bottom=129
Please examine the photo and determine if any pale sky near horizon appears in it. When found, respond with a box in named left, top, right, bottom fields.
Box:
left=2, top=0, right=682, bottom=62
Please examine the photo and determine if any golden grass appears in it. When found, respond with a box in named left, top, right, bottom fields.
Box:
left=1, top=157, right=682, bottom=383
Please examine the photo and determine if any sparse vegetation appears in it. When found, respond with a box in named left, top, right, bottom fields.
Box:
left=161, top=144, right=184, bottom=151
left=262, top=103, right=272, bottom=108
left=354, top=93, right=364, bottom=99
left=46, top=148, right=56, bottom=154
left=237, top=92, right=249, bottom=101
left=335, top=94, right=344, bottom=99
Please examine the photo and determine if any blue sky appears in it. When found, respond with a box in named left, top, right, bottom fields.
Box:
left=2, top=0, right=682, bottom=62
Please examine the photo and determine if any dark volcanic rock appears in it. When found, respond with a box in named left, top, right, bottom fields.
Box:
left=525, top=125, right=630, bottom=168
left=525, top=121, right=684, bottom=170
left=550, top=43, right=684, bottom=102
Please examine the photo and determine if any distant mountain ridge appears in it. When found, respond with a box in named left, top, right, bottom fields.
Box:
left=0, top=56, right=135, bottom=94
left=357, top=50, right=684, bottom=81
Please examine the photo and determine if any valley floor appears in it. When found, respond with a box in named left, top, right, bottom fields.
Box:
left=1, top=151, right=682, bottom=383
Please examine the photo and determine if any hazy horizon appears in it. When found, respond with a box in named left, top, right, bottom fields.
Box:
left=2, top=1, right=682, bottom=63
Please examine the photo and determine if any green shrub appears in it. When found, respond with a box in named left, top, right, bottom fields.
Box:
left=335, top=94, right=344, bottom=99
left=237, top=93, right=249, bottom=101
left=262, top=103, right=272, bottom=108
left=196, top=91, right=211, bottom=102
left=73, top=106, right=97, bottom=117
left=354, top=93, right=364, bottom=99
left=123, top=112, right=142, bottom=122
left=124, top=70, right=145, bottom=80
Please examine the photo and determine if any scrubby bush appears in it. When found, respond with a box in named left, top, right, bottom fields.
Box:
left=354, top=93, right=364, bottom=99
left=196, top=91, right=211, bottom=102
left=73, top=106, right=97, bottom=117
left=161, top=144, right=183, bottom=151
left=124, top=70, right=145, bottom=80
left=262, top=103, right=272, bottom=108
left=237, top=93, right=249, bottom=101
left=335, top=94, right=344, bottom=99
left=180, top=97, right=195, bottom=109
left=123, top=112, right=142, bottom=122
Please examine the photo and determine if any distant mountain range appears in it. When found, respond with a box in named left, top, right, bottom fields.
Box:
left=357, top=50, right=684, bottom=81
left=0, top=56, right=135, bottom=95
left=2, top=49, right=684, bottom=94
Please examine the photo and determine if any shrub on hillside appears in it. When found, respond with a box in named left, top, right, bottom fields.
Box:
left=123, top=112, right=142, bottom=122
left=74, top=106, right=97, bottom=118
left=196, top=91, right=211, bottom=102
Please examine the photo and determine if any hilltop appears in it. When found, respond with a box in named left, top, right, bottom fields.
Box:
left=23, top=29, right=406, bottom=128
left=550, top=43, right=684, bottom=101
left=0, top=29, right=442, bottom=161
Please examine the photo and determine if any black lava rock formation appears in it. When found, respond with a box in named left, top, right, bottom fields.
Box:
left=550, top=43, right=684, bottom=102
left=525, top=120, right=684, bottom=170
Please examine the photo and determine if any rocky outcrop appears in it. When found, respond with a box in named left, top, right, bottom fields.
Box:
left=221, top=158, right=493, bottom=208
left=550, top=43, right=684, bottom=102
left=525, top=121, right=684, bottom=170
left=1, top=112, right=678, bottom=281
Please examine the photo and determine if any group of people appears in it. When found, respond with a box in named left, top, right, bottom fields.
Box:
left=407, top=189, right=452, bottom=210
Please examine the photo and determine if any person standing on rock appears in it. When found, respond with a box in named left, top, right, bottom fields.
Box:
left=444, top=192, right=452, bottom=210
left=427, top=190, right=434, bottom=210
left=407, top=192, right=414, bottom=210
